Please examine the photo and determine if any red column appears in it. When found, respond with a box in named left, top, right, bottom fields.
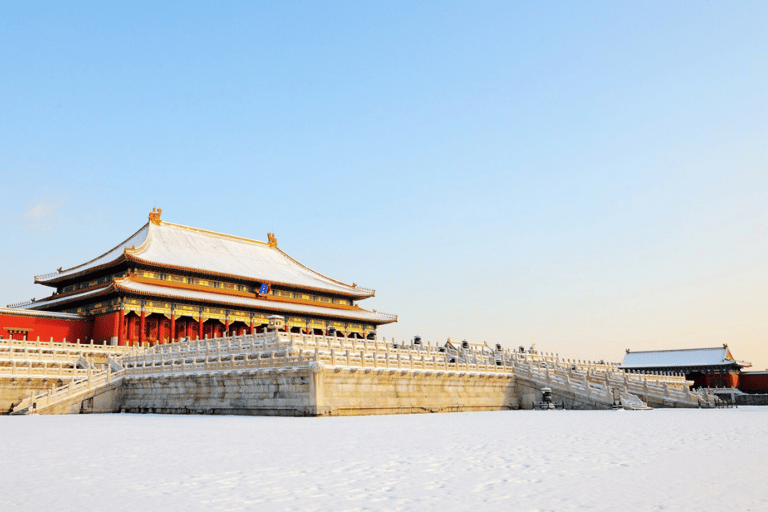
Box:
left=225, top=318, right=230, bottom=337
left=139, top=310, right=146, bottom=346
left=198, top=317, right=203, bottom=340
left=170, top=314, right=176, bottom=343
left=127, top=315, right=134, bottom=345
left=249, top=320, right=254, bottom=335
left=117, top=309, right=125, bottom=346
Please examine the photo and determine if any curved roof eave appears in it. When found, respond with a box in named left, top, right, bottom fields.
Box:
left=35, top=223, right=150, bottom=285
left=273, top=246, right=376, bottom=298
left=24, top=285, right=115, bottom=310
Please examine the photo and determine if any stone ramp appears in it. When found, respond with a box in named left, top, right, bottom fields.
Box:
left=620, top=392, right=652, bottom=410
left=509, top=359, right=714, bottom=409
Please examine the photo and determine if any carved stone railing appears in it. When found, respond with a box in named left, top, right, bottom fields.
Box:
left=121, top=331, right=516, bottom=377
left=0, top=336, right=136, bottom=357
left=0, top=350, right=84, bottom=364
left=0, top=360, right=91, bottom=379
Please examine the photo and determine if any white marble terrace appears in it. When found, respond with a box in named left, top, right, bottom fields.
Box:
left=6, top=331, right=720, bottom=414
left=119, top=331, right=716, bottom=408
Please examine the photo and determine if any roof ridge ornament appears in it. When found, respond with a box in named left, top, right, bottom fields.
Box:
left=267, top=232, right=277, bottom=248
left=149, top=207, right=162, bottom=225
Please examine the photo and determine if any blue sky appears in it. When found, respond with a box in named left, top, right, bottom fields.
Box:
left=2, top=2, right=766, bottom=368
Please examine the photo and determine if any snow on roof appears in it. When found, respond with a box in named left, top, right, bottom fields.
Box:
left=620, top=347, right=748, bottom=369
left=23, top=286, right=113, bottom=310
left=35, top=218, right=374, bottom=298
left=127, top=221, right=371, bottom=297
left=35, top=225, right=149, bottom=283
left=0, top=307, right=85, bottom=320
left=117, top=280, right=396, bottom=324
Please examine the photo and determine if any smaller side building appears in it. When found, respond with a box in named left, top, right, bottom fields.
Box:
left=620, top=346, right=750, bottom=389
left=0, top=308, right=93, bottom=343
left=739, top=371, right=768, bottom=394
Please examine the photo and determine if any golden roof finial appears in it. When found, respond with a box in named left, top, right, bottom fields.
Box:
left=149, top=207, right=163, bottom=225
left=267, top=232, right=277, bottom=248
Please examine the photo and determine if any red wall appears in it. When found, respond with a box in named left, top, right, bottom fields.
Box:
left=739, top=373, right=768, bottom=394
left=92, top=311, right=120, bottom=343
left=703, top=372, right=740, bottom=388
left=0, top=310, right=93, bottom=343
left=687, top=371, right=740, bottom=389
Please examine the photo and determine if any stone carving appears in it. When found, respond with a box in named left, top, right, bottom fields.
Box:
left=149, top=207, right=162, bottom=224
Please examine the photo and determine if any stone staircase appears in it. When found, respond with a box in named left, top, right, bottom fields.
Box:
left=10, top=357, right=126, bottom=415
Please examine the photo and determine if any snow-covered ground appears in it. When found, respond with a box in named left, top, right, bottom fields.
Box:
left=1, top=409, right=766, bottom=511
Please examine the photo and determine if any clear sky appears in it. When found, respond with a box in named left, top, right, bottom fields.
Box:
left=1, top=2, right=766, bottom=369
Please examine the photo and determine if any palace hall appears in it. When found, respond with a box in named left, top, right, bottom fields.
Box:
left=7, top=209, right=396, bottom=346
